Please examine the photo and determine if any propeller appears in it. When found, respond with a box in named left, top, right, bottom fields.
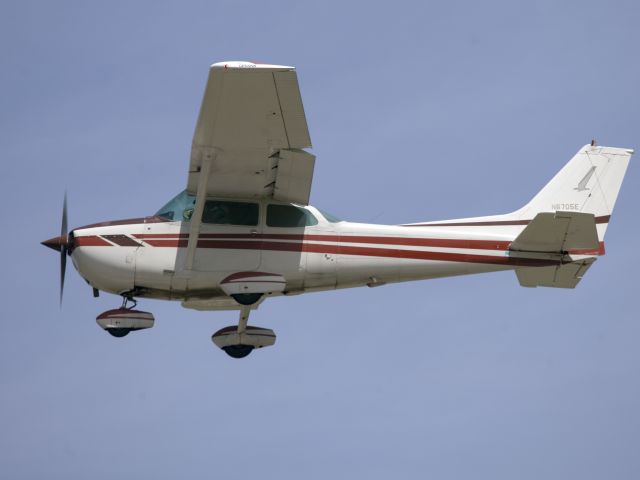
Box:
left=41, top=192, right=69, bottom=305
left=60, top=192, right=68, bottom=305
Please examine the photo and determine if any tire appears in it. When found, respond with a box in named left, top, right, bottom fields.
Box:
left=231, top=293, right=263, bottom=306
left=222, top=345, right=254, bottom=358
left=107, top=328, right=130, bottom=338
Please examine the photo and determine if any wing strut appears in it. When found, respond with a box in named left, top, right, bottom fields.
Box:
left=184, top=149, right=215, bottom=271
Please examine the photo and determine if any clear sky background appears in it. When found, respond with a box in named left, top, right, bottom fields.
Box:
left=1, top=1, right=639, bottom=478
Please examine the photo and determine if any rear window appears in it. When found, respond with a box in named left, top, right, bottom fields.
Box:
left=267, top=204, right=318, bottom=227
left=202, top=200, right=259, bottom=226
left=318, top=209, right=343, bottom=223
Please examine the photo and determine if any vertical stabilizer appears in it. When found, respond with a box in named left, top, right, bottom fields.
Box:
left=515, top=144, right=633, bottom=240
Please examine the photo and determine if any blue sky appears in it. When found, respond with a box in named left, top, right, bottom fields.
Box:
left=1, top=1, right=639, bottom=478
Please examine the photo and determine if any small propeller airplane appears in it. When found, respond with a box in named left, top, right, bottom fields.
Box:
left=42, top=61, right=633, bottom=358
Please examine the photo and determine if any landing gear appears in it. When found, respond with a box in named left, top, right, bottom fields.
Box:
left=231, top=293, right=263, bottom=306
left=106, top=328, right=131, bottom=338
left=222, top=344, right=254, bottom=358
left=96, top=296, right=155, bottom=338
left=211, top=305, right=276, bottom=359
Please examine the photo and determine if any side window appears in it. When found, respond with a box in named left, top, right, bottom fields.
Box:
left=267, top=204, right=318, bottom=227
left=202, top=200, right=259, bottom=226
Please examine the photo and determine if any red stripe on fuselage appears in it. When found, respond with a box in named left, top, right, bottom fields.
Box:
left=132, top=237, right=555, bottom=267
left=135, top=233, right=512, bottom=250
left=143, top=239, right=189, bottom=247
left=84, top=233, right=605, bottom=266
left=404, top=215, right=611, bottom=227
left=101, top=234, right=142, bottom=247
left=75, top=236, right=113, bottom=247
left=133, top=234, right=605, bottom=261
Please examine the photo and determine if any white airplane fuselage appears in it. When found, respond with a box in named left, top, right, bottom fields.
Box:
left=69, top=199, right=584, bottom=308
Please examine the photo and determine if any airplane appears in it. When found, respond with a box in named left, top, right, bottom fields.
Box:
left=41, top=61, right=633, bottom=358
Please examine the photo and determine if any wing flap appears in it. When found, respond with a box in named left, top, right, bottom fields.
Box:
left=273, top=149, right=316, bottom=204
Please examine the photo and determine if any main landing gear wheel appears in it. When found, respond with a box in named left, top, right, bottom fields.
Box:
left=222, top=345, right=254, bottom=358
left=231, top=293, right=263, bottom=306
left=211, top=306, right=276, bottom=359
left=106, top=328, right=131, bottom=338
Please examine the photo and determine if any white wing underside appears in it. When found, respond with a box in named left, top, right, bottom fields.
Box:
left=187, top=62, right=315, bottom=205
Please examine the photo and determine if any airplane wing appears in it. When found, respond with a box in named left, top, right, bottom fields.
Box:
left=187, top=61, right=315, bottom=206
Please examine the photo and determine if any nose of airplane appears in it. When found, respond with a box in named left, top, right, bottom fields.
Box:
left=41, top=235, right=67, bottom=252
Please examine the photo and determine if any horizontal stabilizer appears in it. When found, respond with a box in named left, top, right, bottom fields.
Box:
left=509, top=211, right=599, bottom=253
left=516, top=258, right=596, bottom=288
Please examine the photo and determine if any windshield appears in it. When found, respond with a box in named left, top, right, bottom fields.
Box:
left=155, top=190, right=196, bottom=221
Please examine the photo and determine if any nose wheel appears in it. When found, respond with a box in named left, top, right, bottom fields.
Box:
left=212, top=305, right=276, bottom=358
left=96, top=296, right=155, bottom=338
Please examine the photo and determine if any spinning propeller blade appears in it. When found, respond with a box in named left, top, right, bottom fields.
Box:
left=60, top=192, right=68, bottom=305
left=41, top=193, right=70, bottom=305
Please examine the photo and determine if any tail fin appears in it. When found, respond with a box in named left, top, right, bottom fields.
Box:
left=515, top=144, right=633, bottom=240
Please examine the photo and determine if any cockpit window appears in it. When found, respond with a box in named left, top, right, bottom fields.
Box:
left=155, top=190, right=196, bottom=221
left=267, top=204, right=318, bottom=227
left=155, top=191, right=259, bottom=225
left=318, top=209, right=343, bottom=223
left=202, top=200, right=259, bottom=226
